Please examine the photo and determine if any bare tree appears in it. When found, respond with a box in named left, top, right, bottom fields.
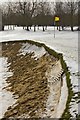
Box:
left=54, top=0, right=78, bottom=31
left=33, top=2, right=52, bottom=31
left=63, top=0, right=78, bottom=31
left=0, top=8, right=2, bottom=31
left=1, top=2, right=18, bottom=30
left=78, top=1, right=80, bottom=30
left=54, top=1, right=64, bottom=31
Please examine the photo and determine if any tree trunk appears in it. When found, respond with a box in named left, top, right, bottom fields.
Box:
left=62, top=26, right=64, bottom=31
left=59, top=26, right=61, bottom=31
left=71, top=2, right=74, bottom=32
left=71, top=26, right=74, bottom=31
left=30, top=26, right=31, bottom=30
left=2, top=25, right=4, bottom=31
left=43, top=26, right=45, bottom=32
left=27, top=26, right=29, bottom=31
left=57, top=26, right=58, bottom=30
left=34, top=26, right=36, bottom=32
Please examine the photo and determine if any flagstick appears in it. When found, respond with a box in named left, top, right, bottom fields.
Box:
left=54, top=21, right=55, bottom=38
left=54, top=16, right=60, bottom=38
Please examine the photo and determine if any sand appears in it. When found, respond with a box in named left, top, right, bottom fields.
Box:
left=2, top=41, right=63, bottom=118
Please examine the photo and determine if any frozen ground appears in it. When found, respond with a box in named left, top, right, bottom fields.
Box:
left=0, top=57, right=16, bottom=118
left=19, top=42, right=46, bottom=60
left=0, top=26, right=79, bottom=118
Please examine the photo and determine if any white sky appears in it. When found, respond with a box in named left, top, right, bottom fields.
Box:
left=0, top=0, right=77, bottom=4
left=0, top=0, right=55, bottom=3
left=0, top=0, right=56, bottom=4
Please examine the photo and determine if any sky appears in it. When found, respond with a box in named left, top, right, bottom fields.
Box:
left=0, top=0, right=78, bottom=4
left=0, top=0, right=55, bottom=3
left=0, top=0, right=56, bottom=4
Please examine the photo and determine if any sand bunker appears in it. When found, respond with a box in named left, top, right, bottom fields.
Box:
left=1, top=41, right=65, bottom=118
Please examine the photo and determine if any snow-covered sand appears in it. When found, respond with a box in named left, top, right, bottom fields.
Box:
left=0, top=26, right=79, bottom=117
left=45, top=60, right=68, bottom=118
left=56, top=76, right=68, bottom=118
left=0, top=57, right=16, bottom=118
left=19, top=42, right=46, bottom=60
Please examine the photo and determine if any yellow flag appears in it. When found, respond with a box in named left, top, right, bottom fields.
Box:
left=55, top=17, right=60, bottom=21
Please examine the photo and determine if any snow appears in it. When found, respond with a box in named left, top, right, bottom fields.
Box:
left=19, top=42, right=46, bottom=60
left=45, top=60, right=68, bottom=118
left=56, top=76, right=68, bottom=118
left=0, top=26, right=79, bottom=117
left=0, top=57, right=16, bottom=118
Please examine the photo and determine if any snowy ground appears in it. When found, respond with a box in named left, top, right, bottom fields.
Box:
left=0, top=57, right=16, bottom=118
left=0, top=26, right=79, bottom=118
left=19, top=42, right=46, bottom=60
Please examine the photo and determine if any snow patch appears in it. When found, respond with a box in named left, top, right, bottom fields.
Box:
left=0, top=57, right=16, bottom=118
left=56, top=76, right=68, bottom=118
left=19, top=43, right=46, bottom=60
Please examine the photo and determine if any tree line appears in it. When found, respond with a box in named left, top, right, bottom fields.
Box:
left=1, top=0, right=79, bottom=31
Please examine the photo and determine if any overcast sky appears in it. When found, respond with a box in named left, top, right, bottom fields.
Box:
left=0, top=0, right=56, bottom=4
left=0, top=0, right=77, bottom=4
left=0, top=0, right=55, bottom=2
